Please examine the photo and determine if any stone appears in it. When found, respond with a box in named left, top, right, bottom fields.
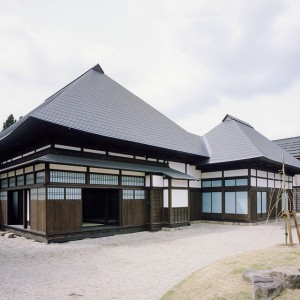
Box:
left=253, top=275, right=283, bottom=300
left=5, top=233, right=15, bottom=238
left=0, top=231, right=7, bottom=236
left=271, top=266, right=300, bottom=289
left=243, top=270, right=271, bottom=283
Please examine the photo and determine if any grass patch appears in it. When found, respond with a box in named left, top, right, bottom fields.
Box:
left=161, top=244, right=300, bottom=300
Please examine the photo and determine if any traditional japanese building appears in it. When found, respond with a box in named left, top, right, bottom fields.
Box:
left=1, top=64, right=300, bottom=242
left=274, top=136, right=300, bottom=211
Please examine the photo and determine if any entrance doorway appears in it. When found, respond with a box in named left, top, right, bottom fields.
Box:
left=82, top=188, right=120, bottom=227
left=8, top=191, right=23, bottom=225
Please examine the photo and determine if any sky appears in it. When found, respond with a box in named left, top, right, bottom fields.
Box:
left=0, top=0, right=300, bottom=140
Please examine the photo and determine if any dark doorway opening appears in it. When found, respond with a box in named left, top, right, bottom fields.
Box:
left=7, top=190, right=23, bottom=225
left=82, top=188, right=120, bottom=227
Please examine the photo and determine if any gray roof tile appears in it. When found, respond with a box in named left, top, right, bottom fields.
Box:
left=37, top=154, right=196, bottom=180
left=274, top=136, right=300, bottom=158
left=202, top=115, right=300, bottom=170
left=1, top=65, right=209, bottom=157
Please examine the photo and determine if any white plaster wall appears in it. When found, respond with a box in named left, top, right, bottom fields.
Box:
left=268, top=172, right=274, bottom=179
left=169, top=161, right=186, bottom=173
left=50, top=164, right=87, bottom=172
left=202, top=171, right=222, bottom=179
left=83, top=148, right=106, bottom=155
left=275, top=173, right=282, bottom=180
left=251, top=177, right=256, bottom=186
left=163, top=189, right=169, bottom=208
left=257, top=170, right=268, bottom=178
left=109, top=152, right=134, bottom=159
left=293, top=175, right=300, bottom=187
left=189, top=180, right=201, bottom=188
left=257, top=178, right=268, bottom=187
left=275, top=180, right=282, bottom=189
left=268, top=180, right=274, bottom=188
left=224, top=169, right=248, bottom=177
left=251, top=169, right=256, bottom=176
left=171, top=189, right=188, bottom=207
left=16, top=169, right=24, bottom=175
left=8, top=171, right=15, bottom=177
left=25, top=166, right=34, bottom=173
left=35, top=163, right=45, bottom=171
left=55, top=144, right=81, bottom=151
left=135, top=156, right=146, bottom=160
left=171, top=179, right=188, bottom=187
left=164, top=179, right=169, bottom=187
left=0, top=173, right=7, bottom=179
left=152, top=175, right=164, bottom=187
left=122, top=171, right=145, bottom=176
left=90, top=168, right=119, bottom=175
left=186, top=165, right=201, bottom=178
left=145, top=175, right=151, bottom=187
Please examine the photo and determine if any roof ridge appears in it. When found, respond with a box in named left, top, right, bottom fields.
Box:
left=0, top=64, right=104, bottom=140
left=232, top=120, right=263, bottom=157
left=33, top=65, right=103, bottom=115
left=223, top=114, right=254, bottom=128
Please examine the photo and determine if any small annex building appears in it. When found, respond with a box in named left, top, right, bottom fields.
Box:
left=1, top=64, right=300, bottom=243
left=274, top=136, right=300, bottom=211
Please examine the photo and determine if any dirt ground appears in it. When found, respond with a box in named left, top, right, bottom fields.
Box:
left=0, top=221, right=295, bottom=300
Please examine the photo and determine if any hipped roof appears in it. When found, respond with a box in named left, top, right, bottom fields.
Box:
left=0, top=64, right=300, bottom=174
left=274, top=136, right=300, bottom=159
left=0, top=65, right=209, bottom=158
left=201, top=114, right=300, bottom=171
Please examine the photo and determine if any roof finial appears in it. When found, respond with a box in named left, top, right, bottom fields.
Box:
left=92, top=64, right=104, bottom=73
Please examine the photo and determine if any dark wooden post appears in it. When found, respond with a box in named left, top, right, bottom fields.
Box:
left=168, top=179, right=172, bottom=226
left=23, top=189, right=27, bottom=228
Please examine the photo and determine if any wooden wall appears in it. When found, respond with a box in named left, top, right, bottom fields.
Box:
left=46, top=200, right=81, bottom=234
left=190, top=190, right=201, bottom=221
left=293, top=188, right=300, bottom=212
left=172, top=207, right=189, bottom=223
left=122, top=199, right=148, bottom=226
left=30, top=200, right=46, bottom=233
left=0, top=200, right=7, bottom=225
left=149, top=189, right=163, bottom=224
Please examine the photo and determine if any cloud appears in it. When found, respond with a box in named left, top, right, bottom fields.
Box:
left=0, top=0, right=299, bottom=141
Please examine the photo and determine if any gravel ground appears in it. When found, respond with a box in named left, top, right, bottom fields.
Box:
left=0, top=221, right=289, bottom=300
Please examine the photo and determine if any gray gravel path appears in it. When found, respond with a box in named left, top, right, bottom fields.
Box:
left=0, top=222, right=289, bottom=299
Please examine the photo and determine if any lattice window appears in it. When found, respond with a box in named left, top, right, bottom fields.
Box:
left=122, top=176, right=144, bottom=186
left=135, top=190, right=146, bottom=199
left=90, top=174, right=118, bottom=185
left=31, top=188, right=38, bottom=200
left=0, top=178, right=8, bottom=188
left=47, top=187, right=64, bottom=200
left=9, top=177, right=16, bottom=187
left=26, top=173, right=34, bottom=185
left=17, top=175, right=24, bottom=186
left=123, top=190, right=134, bottom=199
left=36, top=171, right=46, bottom=184
left=50, top=171, right=86, bottom=184
left=66, top=188, right=81, bottom=200
left=0, top=191, right=7, bottom=200
left=123, top=189, right=146, bottom=200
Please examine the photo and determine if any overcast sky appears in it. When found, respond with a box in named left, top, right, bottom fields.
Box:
left=0, top=0, right=300, bottom=140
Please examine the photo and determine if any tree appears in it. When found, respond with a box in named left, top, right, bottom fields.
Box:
left=2, top=114, right=17, bottom=131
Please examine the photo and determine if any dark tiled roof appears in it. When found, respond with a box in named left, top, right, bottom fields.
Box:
left=0, top=65, right=209, bottom=158
left=274, top=136, right=300, bottom=158
left=202, top=115, right=300, bottom=169
left=37, top=154, right=197, bottom=180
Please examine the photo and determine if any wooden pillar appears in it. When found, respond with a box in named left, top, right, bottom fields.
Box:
left=23, top=189, right=27, bottom=229
left=168, top=179, right=172, bottom=225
